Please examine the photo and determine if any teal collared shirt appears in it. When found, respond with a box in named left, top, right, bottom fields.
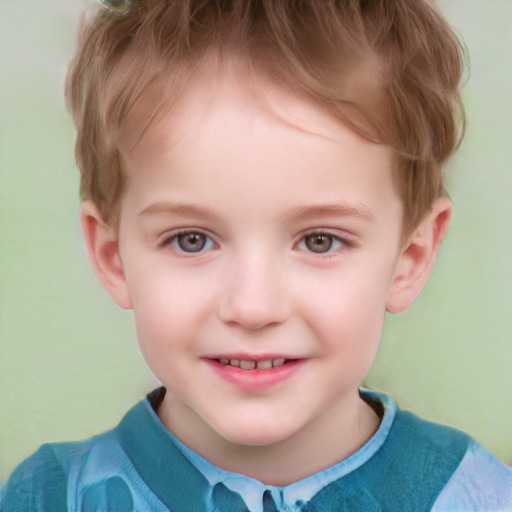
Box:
left=2, top=388, right=511, bottom=511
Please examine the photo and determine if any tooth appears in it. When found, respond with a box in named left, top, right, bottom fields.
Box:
left=219, top=358, right=229, bottom=365
left=257, top=360, right=272, bottom=370
left=240, top=360, right=256, bottom=370
left=272, top=358, right=285, bottom=368
left=230, top=359, right=240, bottom=367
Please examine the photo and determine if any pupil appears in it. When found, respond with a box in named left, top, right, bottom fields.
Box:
left=306, top=234, right=332, bottom=253
left=179, top=233, right=206, bottom=252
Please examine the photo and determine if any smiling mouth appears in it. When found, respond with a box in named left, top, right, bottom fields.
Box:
left=217, top=358, right=290, bottom=370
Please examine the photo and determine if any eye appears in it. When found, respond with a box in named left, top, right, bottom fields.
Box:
left=298, top=232, right=344, bottom=254
left=167, top=231, right=215, bottom=253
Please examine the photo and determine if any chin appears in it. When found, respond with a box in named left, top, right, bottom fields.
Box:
left=214, top=416, right=302, bottom=448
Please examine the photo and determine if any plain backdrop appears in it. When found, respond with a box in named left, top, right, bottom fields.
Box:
left=1, top=0, right=511, bottom=481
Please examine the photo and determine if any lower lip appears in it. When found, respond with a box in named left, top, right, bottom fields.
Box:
left=206, top=359, right=304, bottom=392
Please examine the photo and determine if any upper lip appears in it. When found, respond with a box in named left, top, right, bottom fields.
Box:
left=206, top=354, right=299, bottom=361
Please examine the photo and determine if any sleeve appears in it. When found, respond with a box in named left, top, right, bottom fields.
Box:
left=431, top=439, right=512, bottom=512
left=1, top=445, right=68, bottom=512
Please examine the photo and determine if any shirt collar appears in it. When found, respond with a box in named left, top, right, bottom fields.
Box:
left=119, top=388, right=396, bottom=512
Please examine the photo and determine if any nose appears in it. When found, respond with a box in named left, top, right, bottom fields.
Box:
left=218, top=253, right=291, bottom=330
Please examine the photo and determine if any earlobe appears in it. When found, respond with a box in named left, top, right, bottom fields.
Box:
left=386, top=197, right=452, bottom=314
left=80, top=201, right=133, bottom=309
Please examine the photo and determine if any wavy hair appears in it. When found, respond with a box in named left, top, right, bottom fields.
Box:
left=66, top=0, right=466, bottom=233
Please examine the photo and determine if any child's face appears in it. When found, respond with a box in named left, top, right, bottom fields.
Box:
left=114, top=62, right=404, bottom=448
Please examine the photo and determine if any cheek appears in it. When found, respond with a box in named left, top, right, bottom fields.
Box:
left=127, top=254, right=211, bottom=315
left=131, top=295, right=204, bottom=389
left=126, top=265, right=211, bottom=360
left=297, top=258, right=393, bottom=349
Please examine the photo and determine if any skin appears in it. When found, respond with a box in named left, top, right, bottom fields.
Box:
left=81, top=58, right=452, bottom=485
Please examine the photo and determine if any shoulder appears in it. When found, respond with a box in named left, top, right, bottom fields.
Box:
left=392, top=406, right=471, bottom=455
left=359, top=391, right=511, bottom=510
left=432, top=438, right=512, bottom=512
left=394, top=410, right=512, bottom=510
left=1, top=418, right=130, bottom=511
left=387, top=397, right=512, bottom=510
left=0, top=394, right=168, bottom=512
left=1, top=443, right=70, bottom=511
left=388, top=403, right=512, bottom=511
left=364, top=390, right=472, bottom=472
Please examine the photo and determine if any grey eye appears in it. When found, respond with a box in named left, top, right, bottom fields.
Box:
left=171, top=232, right=214, bottom=253
left=305, top=234, right=333, bottom=253
left=299, top=233, right=343, bottom=254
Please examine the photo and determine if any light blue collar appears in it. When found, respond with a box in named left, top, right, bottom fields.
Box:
left=143, top=389, right=395, bottom=512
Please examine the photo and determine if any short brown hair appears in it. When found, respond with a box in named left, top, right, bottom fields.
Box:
left=66, top=0, right=466, bottom=234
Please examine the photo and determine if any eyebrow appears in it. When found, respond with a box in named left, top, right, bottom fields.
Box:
left=138, top=201, right=221, bottom=221
left=138, top=201, right=375, bottom=224
left=276, top=203, right=375, bottom=225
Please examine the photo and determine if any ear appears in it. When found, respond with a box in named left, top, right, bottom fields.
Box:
left=386, top=197, right=452, bottom=313
left=80, top=201, right=133, bottom=309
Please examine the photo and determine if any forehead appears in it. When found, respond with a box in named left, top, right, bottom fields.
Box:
left=120, top=56, right=360, bottom=156
left=118, top=56, right=401, bottom=224
left=122, top=55, right=390, bottom=162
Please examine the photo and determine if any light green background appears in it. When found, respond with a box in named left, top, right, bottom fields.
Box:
left=1, top=0, right=511, bottom=482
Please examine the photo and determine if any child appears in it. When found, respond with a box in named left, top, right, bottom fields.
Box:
left=2, top=0, right=511, bottom=510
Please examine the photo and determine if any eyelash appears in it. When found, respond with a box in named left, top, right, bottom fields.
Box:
left=162, top=229, right=353, bottom=257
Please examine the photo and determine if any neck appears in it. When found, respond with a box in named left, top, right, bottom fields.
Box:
left=158, top=392, right=380, bottom=486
